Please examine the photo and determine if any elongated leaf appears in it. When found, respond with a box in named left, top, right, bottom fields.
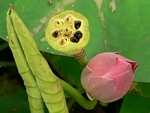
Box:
left=7, top=5, right=68, bottom=113
left=7, top=6, right=44, bottom=113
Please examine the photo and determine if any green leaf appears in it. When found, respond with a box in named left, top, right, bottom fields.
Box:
left=46, top=53, right=82, bottom=87
left=1, top=0, right=150, bottom=84
left=0, top=90, right=30, bottom=113
left=0, top=0, right=104, bottom=57
left=120, top=82, right=150, bottom=113
left=0, top=90, right=49, bottom=113
left=120, top=94, right=150, bottom=113
left=129, top=82, right=150, bottom=97
left=101, top=0, right=150, bottom=82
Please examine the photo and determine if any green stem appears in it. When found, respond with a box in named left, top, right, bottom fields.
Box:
left=73, top=49, right=89, bottom=68
left=65, top=87, right=85, bottom=98
left=77, top=55, right=88, bottom=68
left=61, top=80, right=97, bottom=110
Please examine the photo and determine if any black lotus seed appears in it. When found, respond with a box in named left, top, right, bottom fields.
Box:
left=74, top=31, right=82, bottom=39
left=52, top=31, right=59, bottom=38
left=70, top=37, right=79, bottom=43
left=74, top=21, right=81, bottom=29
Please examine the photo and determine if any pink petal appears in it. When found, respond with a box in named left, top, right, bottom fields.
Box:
left=88, top=52, right=118, bottom=77
left=117, top=54, right=138, bottom=72
left=81, top=66, right=92, bottom=90
left=87, top=76, right=115, bottom=102
left=104, top=57, right=132, bottom=78
left=113, top=70, right=134, bottom=99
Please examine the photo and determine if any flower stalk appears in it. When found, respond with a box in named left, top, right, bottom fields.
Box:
left=73, top=49, right=88, bottom=67
left=61, top=80, right=97, bottom=110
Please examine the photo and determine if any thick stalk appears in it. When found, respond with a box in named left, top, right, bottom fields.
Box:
left=61, top=80, right=97, bottom=110
left=73, top=49, right=88, bottom=68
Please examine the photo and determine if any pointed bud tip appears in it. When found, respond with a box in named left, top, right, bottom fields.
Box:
left=7, top=4, right=14, bottom=15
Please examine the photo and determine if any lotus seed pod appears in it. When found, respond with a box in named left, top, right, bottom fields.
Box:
left=45, top=10, right=90, bottom=55
left=81, top=52, right=138, bottom=103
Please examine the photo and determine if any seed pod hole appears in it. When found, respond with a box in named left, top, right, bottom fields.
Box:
left=54, top=20, right=63, bottom=27
left=64, top=28, right=72, bottom=36
left=70, top=36, right=79, bottom=43
left=52, top=30, right=61, bottom=38
left=59, top=38, right=67, bottom=45
left=65, top=15, right=73, bottom=24
left=74, top=31, right=82, bottom=39
left=74, top=21, right=81, bottom=29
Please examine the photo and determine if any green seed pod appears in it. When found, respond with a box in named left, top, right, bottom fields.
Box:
left=6, top=5, right=68, bottom=113
left=45, top=10, right=90, bottom=55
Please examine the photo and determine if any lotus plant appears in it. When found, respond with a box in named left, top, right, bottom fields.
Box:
left=81, top=52, right=138, bottom=103
left=6, top=5, right=97, bottom=113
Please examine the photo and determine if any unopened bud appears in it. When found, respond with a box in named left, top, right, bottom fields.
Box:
left=81, top=52, right=138, bottom=103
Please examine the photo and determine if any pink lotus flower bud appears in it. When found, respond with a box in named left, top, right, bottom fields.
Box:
left=81, top=52, right=138, bottom=103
